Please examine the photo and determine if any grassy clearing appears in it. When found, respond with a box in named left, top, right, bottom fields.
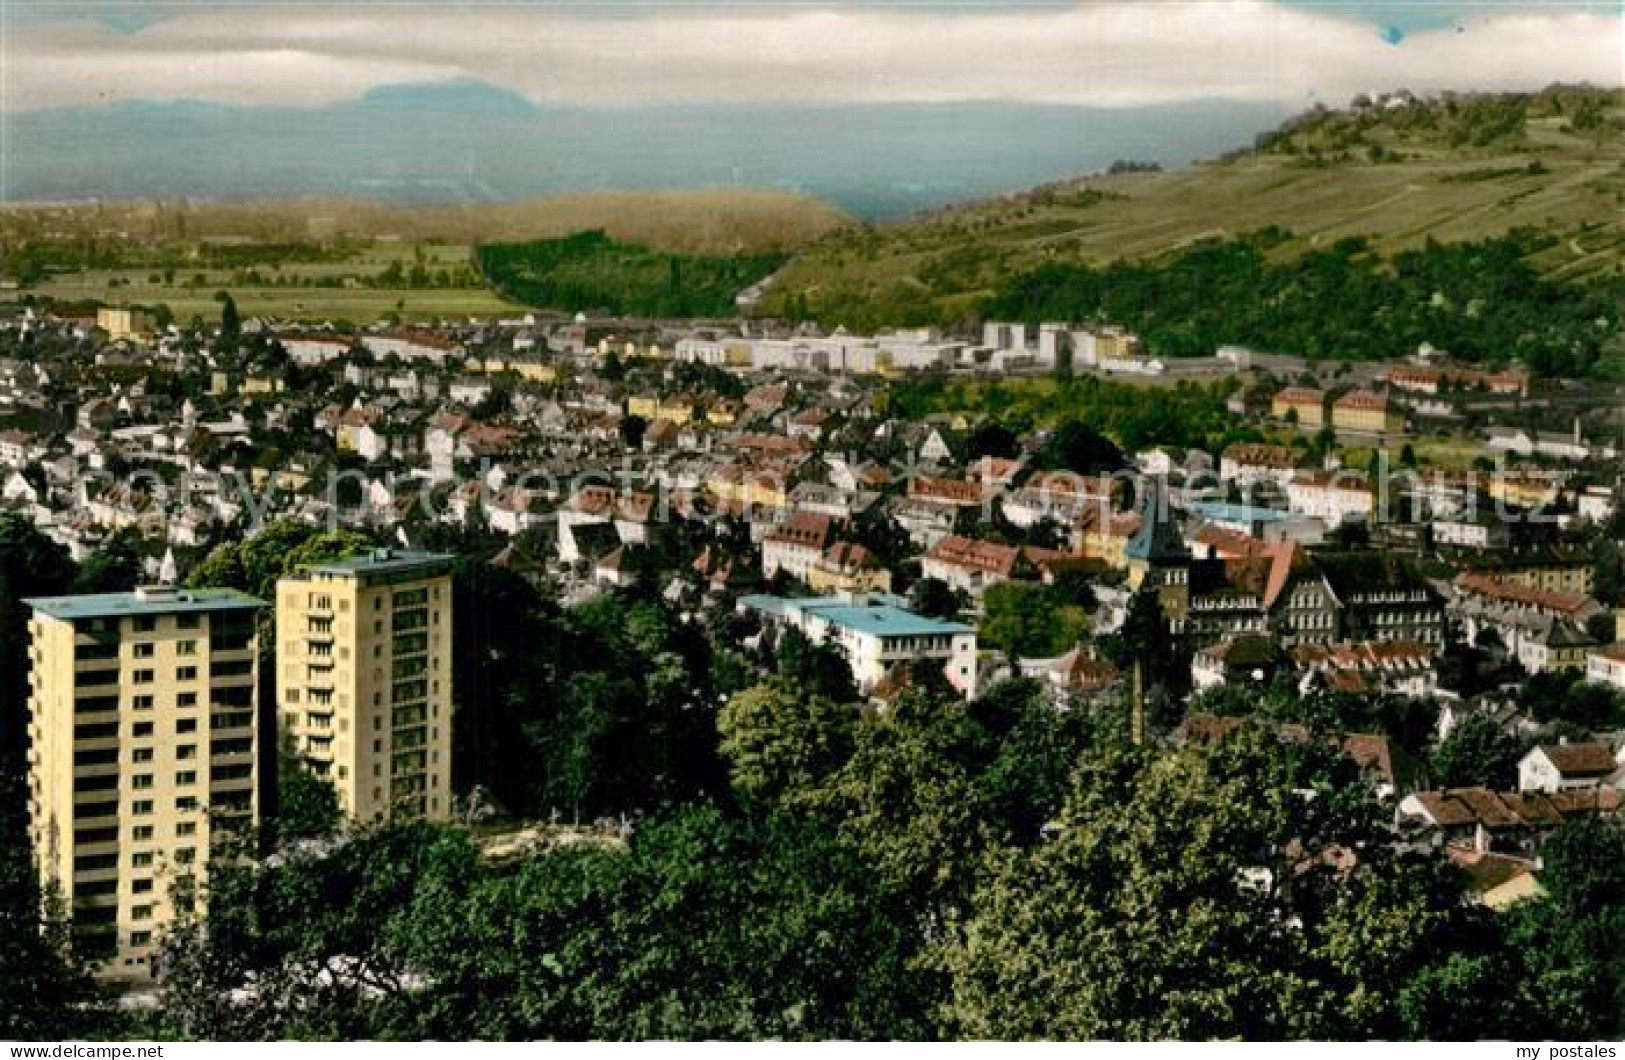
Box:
left=32, top=250, right=520, bottom=325
left=6, top=189, right=853, bottom=322
left=1, top=189, right=852, bottom=259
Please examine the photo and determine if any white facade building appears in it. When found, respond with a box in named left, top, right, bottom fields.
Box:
left=738, top=593, right=978, bottom=698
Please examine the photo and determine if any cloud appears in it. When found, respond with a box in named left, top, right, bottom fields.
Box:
left=2, top=1, right=1619, bottom=112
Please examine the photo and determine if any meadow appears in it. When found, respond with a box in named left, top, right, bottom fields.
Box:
left=3, top=189, right=853, bottom=324
left=27, top=243, right=517, bottom=324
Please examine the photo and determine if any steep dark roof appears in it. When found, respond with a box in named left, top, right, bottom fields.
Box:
left=1125, top=481, right=1189, bottom=564
left=1314, top=550, right=1431, bottom=597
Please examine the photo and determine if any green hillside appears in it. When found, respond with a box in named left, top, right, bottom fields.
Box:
left=761, top=86, right=1625, bottom=334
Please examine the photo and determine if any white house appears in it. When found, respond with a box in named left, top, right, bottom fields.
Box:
left=1287, top=472, right=1376, bottom=525
left=556, top=486, right=660, bottom=563
left=362, top=328, right=461, bottom=364
left=738, top=592, right=978, bottom=698
left=1578, top=486, right=1617, bottom=525
left=1517, top=742, right=1624, bottom=794
left=761, top=511, right=837, bottom=582
left=1219, top=444, right=1300, bottom=490
left=282, top=334, right=353, bottom=367
left=488, top=486, right=551, bottom=536
left=1586, top=643, right=1625, bottom=691
left=921, top=535, right=1030, bottom=601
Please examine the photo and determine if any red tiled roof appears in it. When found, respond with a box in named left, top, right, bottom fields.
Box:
left=1191, top=525, right=1263, bottom=559
left=927, top=534, right=1022, bottom=577
left=821, top=540, right=879, bottom=570
left=911, top=474, right=984, bottom=505
left=1333, top=389, right=1389, bottom=412
left=767, top=511, right=836, bottom=549
left=1533, top=742, right=1618, bottom=777
left=1291, top=471, right=1375, bottom=494
left=1222, top=443, right=1300, bottom=469
left=1273, top=387, right=1325, bottom=405
left=1454, top=573, right=1596, bottom=617
left=387, top=327, right=461, bottom=351
left=1291, top=639, right=1437, bottom=672
left=1410, top=787, right=1621, bottom=830
left=1026, top=471, right=1117, bottom=500
left=1446, top=844, right=1538, bottom=893
left=969, top=456, right=1024, bottom=483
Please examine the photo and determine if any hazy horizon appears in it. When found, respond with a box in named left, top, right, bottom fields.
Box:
left=2, top=1, right=1616, bottom=217
left=0, top=87, right=1292, bottom=220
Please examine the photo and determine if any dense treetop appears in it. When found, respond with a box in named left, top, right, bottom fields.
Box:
left=984, top=233, right=1618, bottom=377
left=476, top=230, right=786, bottom=318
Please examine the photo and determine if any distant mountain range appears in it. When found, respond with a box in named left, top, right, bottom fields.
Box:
left=3, top=79, right=1289, bottom=219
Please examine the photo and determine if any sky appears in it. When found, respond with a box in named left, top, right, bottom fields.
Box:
left=2, top=1, right=1620, bottom=113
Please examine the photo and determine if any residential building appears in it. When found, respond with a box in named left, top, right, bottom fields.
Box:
left=361, top=328, right=462, bottom=364
left=1518, top=743, right=1623, bottom=794
left=26, top=586, right=263, bottom=978
left=1286, top=471, right=1377, bottom=525
left=1446, top=846, right=1544, bottom=911
left=1290, top=639, right=1439, bottom=698
left=1386, top=364, right=1530, bottom=397
left=1331, top=390, right=1403, bottom=434
left=1316, top=552, right=1446, bottom=646
left=1449, top=572, right=1606, bottom=671
left=1219, top=443, right=1301, bottom=490
left=1433, top=513, right=1514, bottom=551
left=922, top=535, right=1036, bottom=600
left=95, top=307, right=154, bottom=342
left=1003, top=472, right=1117, bottom=529
left=1586, top=643, right=1625, bottom=691
left=806, top=541, right=892, bottom=595
left=1397, top=787, right=1620, bottom=856
left=1578, top=485, right=1617, bottom=524
left=276, top=550, right=454, bottom=824
left=1459, top=552, right=1594, bottom=597
left=762, top=511, right=838, bottom=582
left=1270, top=387, right=1325, bottom=429
left=1487, top=471, right=1562, bottom=511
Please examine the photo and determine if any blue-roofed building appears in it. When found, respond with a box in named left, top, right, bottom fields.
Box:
left=1189, top=501, right=1292, bottom=536
left=738, top=592, right=978, bottom=698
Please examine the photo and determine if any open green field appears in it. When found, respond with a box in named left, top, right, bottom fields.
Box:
left=28, top=242, right=520, bottom=324
left=31, top=282, right=518, bottom=325
left=3, top=188, right=854, bottom=323
left=1, top=188, right=852, bottom=259
left=762, top=87, right=1625, bottom=329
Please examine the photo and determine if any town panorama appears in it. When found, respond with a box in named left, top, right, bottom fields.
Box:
left=1, top=0, right=1623, bottom=1046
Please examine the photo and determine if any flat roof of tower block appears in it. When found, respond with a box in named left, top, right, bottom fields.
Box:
left=303, top=549, right=454, bottom=578
left=26, top=586, right=264, bottom=621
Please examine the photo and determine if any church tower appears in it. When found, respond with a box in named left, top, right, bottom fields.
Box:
left=1124, top=477, right=1191, bottom=626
